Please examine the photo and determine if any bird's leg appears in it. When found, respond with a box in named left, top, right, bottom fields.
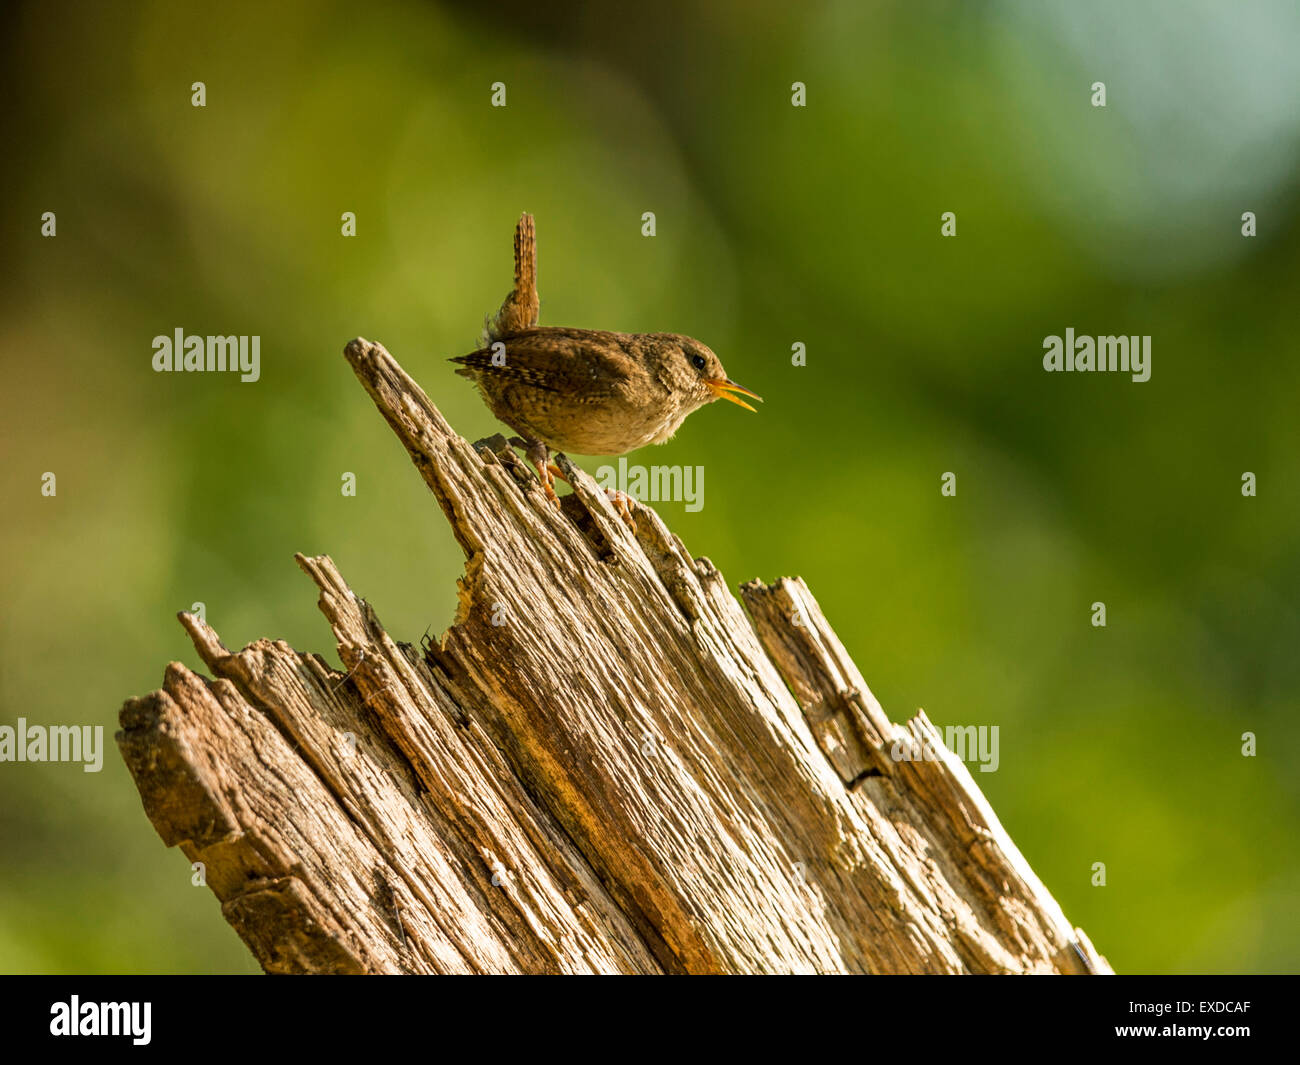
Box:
left=548, top=458, right=636, bottom=533
left=512, top=439, right=636, bottom=532
left=604, top=489, right=638, bottom=534
left=548, top=456, right=642, bottom=529
left=519, top=437, right=560, bottom=508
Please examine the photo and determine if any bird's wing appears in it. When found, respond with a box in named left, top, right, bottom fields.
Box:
left=449, top=330, right=632, bottom=396
left=452, top=340, right=564, bottom=392
left=449, top=346, right=564, bottom=393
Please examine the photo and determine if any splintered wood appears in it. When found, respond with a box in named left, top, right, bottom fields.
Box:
left=115, top=337, right=1111, bottom=975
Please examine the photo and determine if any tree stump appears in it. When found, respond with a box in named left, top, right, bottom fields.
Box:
left=115, top=336, right=1111, bottom=975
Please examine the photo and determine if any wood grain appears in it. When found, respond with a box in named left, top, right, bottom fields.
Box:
left=115, top=336, right=1111, bottom=975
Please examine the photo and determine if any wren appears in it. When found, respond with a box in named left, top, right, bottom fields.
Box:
left=451, top=215, right=760, bottom=517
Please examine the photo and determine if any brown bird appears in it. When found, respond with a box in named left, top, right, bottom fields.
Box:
left=451, top=215, right=760, bottom=518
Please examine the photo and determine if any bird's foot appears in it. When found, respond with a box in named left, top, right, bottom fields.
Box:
left=533, top=460, right=561, bottom=508
left=551, top=460, right=636, bottom=532
left=520, top=439, right=562, bottom=510
left=605, top=489, right=638, bottom=534
left=514, top=441, right=635, bottom=532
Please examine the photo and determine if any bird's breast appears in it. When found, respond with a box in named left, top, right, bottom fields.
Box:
left=505, top=389, right=688, bottom=455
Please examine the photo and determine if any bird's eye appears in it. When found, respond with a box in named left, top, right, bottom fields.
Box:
left=690, top=353, right=707, bottom=371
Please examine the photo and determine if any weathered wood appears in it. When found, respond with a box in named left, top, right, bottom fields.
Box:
left=116, top=336, right=1111, bottom=975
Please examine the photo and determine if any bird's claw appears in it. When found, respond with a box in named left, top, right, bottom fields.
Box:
left=605, top=489, right=638, bottom=533
left=526, top=447, right=635, bottom=532
left=534, top=461, right=562, bottom=509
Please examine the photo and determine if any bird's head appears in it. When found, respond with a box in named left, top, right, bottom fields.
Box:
left=653, top=334, right=763, bottom=415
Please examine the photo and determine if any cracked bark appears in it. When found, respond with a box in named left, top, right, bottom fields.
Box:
left=115, top=336, right=1111, bottom=975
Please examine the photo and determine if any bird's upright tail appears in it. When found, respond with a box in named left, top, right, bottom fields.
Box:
left=486, top=212, right=540, bottom=341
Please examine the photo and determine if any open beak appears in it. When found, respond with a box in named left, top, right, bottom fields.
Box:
left=705, top=378, right=763, bottom=413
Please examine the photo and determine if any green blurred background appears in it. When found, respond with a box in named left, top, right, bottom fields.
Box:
left=2, top=0, right=1297, bottom=974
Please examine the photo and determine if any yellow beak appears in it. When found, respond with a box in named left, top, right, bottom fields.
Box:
left=706, top=378, right=763, bottom=413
